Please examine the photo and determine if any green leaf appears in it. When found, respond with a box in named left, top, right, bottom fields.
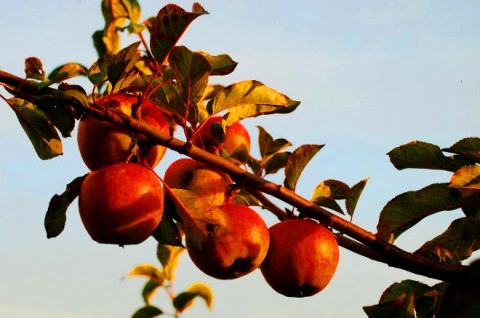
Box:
left=44, top=175, right=86, bottom=238
left=364, top=280, right=443, bottom=318
left=124, top=264, right=166, bottom=286
left=173, top=282, right=214, bottom=313
left=34, top=95, right=77, bottom=138
left=258, top=126, right=292, bottom=158
left=363, top=293, right=415, bottom=318
left=42, top=63, right=87, bottom=87
left=150, top=4, right=208, bottom=66
left=147, top=76, right=185, bottom=117
left=376, top=183, right=480, bottom=243
left=151, top=214, right=184, bottom=247
left=232, top=190, right=260, bottom=206
left=414, top=217, right=480, bottom=264
left=437, top=260, right=480, bottom=318
left=171, top=189, right=226, bottom=250
left=60, top=84, right=90, bottom=117
left=107, top=41, right=141, bottom=91
left=264, top=152, right=291, bottom=176
left=449, top=164, right=480, bottom=197
left=88, top=53, right=114, bottom=84
left=311, top=180, right=353, bottom=214
left=142, top=279, right=161, bottom=305
left=387, top=140, right=465, bottom=172
left=168, top=46, right=211, bottom=124
left=198, top=51, right=238, bottom=76
left=9, top=98, right=63, bottom=160
left=443, top=137, right=480, bottom=162
left=284, top=144, right=323, bottom=191
left=207, top=80, right=301, bottom=119
left=24, top=57, right=46, bottom=81
left=131, top=305, right=163, bottom=318
left=346, top=178, right=370, bottom=218
left=156, top=244, right=185, bottom=282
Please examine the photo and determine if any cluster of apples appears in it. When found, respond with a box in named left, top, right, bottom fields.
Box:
left=76, top=93, right=170, bottom=245
left=76, top=93, right=339, bottom=297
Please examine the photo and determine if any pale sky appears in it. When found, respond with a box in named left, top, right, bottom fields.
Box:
left=1, top=1, right=480, bottom=317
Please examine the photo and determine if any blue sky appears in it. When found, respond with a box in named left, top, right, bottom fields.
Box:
left=1, top=1, right=479, bottom=317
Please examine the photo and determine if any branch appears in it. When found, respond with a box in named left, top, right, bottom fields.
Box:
left=0, top=70, right=468, bottom=282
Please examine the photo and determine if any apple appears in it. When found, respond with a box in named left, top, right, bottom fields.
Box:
left=163, top=158, right=234, bottom=206
left=192, top=116, right=251, bottom=155
left=77, top=93, right=170, bottom=171
left=260, top=219, right=339, bottom=297
left=78, top=162, right=164, bottom=245
left=187, top=204, right=270, bottom=279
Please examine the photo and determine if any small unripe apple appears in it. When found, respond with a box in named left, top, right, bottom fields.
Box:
left=192, top=116, right=251, bottom=155
left=77, top=93, right=170, bottom=171
left=187, top=204, right=270, bottom=279
left=78, top=163, right=164, bottom=245
left=163, top=158, right=234, bottom=206
left=260, top=219, right=339, bottom=297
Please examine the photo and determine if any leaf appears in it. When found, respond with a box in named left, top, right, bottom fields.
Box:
left=107, top=41, right=141, bottom=91
left=284, top=144, right=323, bottom=191
left=156, top=244, right=185, bottom=282
left=150, top=4, right=207, bottom=66
left=88, top=53, right=114, bottom=84
left=443, top=137, right=480, bottom=162
left=364, top=280, right=443, bottom=318
left=173, top=282, right=214, bottom=313
left=171, top=189, right=226, bottom=250
left=232, top=190, right=260, bottom=206
left=124, top=264, right=166, bottom=286
left=207, top=80, right=301, bottom=119
left=346, top=178, right=370, bottom=218
left=131, top=305, right=163, bottom=318
left=264, top=152, right=291, bottom=176
left=376, top=183, right=480, bottom=243
left=42, top=63, right=87, bottom=87
left=363, top=293, right=415, bottom=318
left=449, top=164, right=480, bottom=197
left=258, top=126, right=292, bottom=158
left=387, top=140, right=464, bottom=172
left=311, top=180, right=353, bottom=214
left=34, top=94, right=77, bottom=138
left=44, top=175, right=86, bottom=238
left=141, top=279, right=161, bottom=305
left=198, top=51, right=238, bottom=76
left=9, top=98, right=63, bottom=160
left=146, top=72, right=186, bottom=117
left=414, top=217, right=480, bottom=264
left=151, top=214, right=184, bottom=247
left=437, top=260, right=480, bottom=318
left=168, top=46, right=211, bottom=123
left=25, top=57, right=46, bottom=81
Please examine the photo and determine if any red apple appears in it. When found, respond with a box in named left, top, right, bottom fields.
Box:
left=78, top=163, right=164, bottom=245
left=77, top=93, right=170, bottom=171
left=192, top=116, right=251, bottom=155
left=163, top=158, right=234, bottom=206
left=260, top=219, right=340, bottom=297
left=187, top=204, right=270, bottom=279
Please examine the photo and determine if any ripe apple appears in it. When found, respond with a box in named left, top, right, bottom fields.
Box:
left=260, top=219, right=340, bottom=297
left=78, top=163, right=164, bottom=245
left=163, top=158, right=234, bottom=206
left=77, top=93, right=170, bottom=171
left=192, top=116, right=251, bottom=155
left=187, top=204, right=270, bottom=279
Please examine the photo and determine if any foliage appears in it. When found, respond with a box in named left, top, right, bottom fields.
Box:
left=0, top=1, right=479, bottom=317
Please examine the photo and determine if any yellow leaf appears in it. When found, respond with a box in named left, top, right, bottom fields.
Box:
left=124, top=264, right=166, bottom=285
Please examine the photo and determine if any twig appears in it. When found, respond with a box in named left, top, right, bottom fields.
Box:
left=0, top=69, right=468, bottom=282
